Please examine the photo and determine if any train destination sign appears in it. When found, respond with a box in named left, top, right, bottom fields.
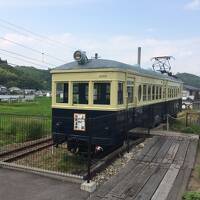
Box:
left=74, top=113, right=86, bottom=131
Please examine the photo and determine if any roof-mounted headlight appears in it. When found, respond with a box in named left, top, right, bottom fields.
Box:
left=73, top=50, right=88, bottom=65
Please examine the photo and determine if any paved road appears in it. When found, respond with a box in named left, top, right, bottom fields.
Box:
left=0, top=168, right=89, bottom=200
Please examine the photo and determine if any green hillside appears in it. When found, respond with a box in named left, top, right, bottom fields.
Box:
left=0, top=62, right=51, bottom=90
left=1, top=60, right=200, bottom=90
left=176, top=73, right=200, bottom=88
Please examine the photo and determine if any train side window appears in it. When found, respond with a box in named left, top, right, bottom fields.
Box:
left=163, top=88, right=166, bottom=99
left=56, top=82, right=68, bottom=103
left=93, top=82, right=110, bottom=105
left=118, top=82, right=124, bottom=104
left=73, top=82, right=88, bottom=104
left=143, top=85, right=147, bottom=101
left=156, top=86, right=159, bottom=100
left=168, top=88, right=170, bottom=98
left=159, top=87, right=162, bottom=99
left=148, top=85, right=151, bottom=100
left=152, top=85, right=155, bottom=100
left=138, top=85, right=142, bottom=101
left=127, top=85, right=134, bottom=103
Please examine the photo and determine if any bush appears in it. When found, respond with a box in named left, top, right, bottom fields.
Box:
left=182, top=125, right=200, bottom=134
left=10, top=118, right=44, bottom=142
left=26, top=120, right=43, bottom=140
left=183, top=192, right=200, bottom=200
left=182, top=127, right=196, bottom=134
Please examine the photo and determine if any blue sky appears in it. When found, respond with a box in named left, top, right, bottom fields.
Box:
left=0, top=0, right=199, bottom=74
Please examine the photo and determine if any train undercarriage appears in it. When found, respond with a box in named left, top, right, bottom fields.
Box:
left=52, top=99, right=182, bottom=153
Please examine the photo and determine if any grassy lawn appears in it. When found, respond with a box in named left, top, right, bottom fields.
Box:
left=0, top=97, right=51, bottom=117
left=0, top=97, right=52, bottom=146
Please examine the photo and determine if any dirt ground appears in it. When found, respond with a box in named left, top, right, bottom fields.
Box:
left=187, top=141, right=200, bottom=192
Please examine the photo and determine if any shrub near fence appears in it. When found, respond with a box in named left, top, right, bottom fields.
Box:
left=0, top=113, right=51, bottom=150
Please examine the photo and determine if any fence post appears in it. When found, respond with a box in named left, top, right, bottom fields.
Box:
left=87, top=118, right=92, bottom=183
left=186, top=112, right=188, bottom=127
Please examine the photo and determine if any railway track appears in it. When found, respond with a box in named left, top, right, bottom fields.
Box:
left=0, top=138, right=53, bottom=162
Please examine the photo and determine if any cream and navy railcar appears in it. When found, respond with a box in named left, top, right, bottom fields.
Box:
left=51, top=52, right=182, bottom=152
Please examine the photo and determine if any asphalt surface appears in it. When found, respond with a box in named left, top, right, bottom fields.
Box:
left=0, top=168, right=89, bottom=200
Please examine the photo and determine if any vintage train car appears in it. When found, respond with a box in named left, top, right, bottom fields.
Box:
left=51, top=50, right=182, bottom=152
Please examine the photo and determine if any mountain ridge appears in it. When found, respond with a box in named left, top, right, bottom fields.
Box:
left=0, top=61, right=200, bottom=90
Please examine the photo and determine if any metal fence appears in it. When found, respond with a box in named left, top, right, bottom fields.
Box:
left=0, top=113, right=51, bottom=150
left=0, top=112, right=133, bottom=182
left=193, top=101, right=200, bottom=110
left=167, top=112, right=200, bottom=133
left=185, top=112, right=200, bottom=127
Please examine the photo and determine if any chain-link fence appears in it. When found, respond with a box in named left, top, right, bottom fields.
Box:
left=0, top=113, right=88, bottom=179
left=0, top=112, right=133, bottom=182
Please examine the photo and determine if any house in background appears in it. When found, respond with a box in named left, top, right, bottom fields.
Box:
left=182, top=85, right=200, bottom=109
left=0, top=58, right=7, bottom=64
left=0, top=85, right=7, bottom=94
left=24, top=89, right=36, bottom=95
left=9, top=87, right=23, bottom=94
left=182, top=85, right=200, bottom=101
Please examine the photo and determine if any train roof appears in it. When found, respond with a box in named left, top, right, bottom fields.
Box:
left=52, top=59, right=182, bottom=83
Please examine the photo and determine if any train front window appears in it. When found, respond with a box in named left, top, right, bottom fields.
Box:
left=73, top=82, right=88, bottom=104
left=93, top=82, right=110, bottom=105
left=56, top=82, right=68, bottom=103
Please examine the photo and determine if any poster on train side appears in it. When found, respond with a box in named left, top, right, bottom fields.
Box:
left=74, top=113, right=86, bottom=131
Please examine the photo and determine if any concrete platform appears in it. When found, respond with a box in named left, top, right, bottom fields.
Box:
left=0, top=168, right=89, bottom=200
left=89, top=133, right=199, bottom=200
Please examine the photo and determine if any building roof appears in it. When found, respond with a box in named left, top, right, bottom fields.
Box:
left=52, top=58, right=182, bottom=82
left=9, top=87, right=22, bottom=91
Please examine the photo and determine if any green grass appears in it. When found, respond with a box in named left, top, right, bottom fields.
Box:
left=57, top=153, right=87, bottom=174
left=0, top=97, right=51, bottom=146
left=0, top=97, right=51, bottom=117
left=183, top=192, right=200, bottom=200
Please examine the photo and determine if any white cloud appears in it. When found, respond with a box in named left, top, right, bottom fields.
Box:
left=184, top=0, right=200, bottom=10
left=0, top=32, right=200, bottom=75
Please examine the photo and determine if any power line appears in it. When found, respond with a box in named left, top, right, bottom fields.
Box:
left=0, top=48, right=55, bottom=67
left=0, top=18, right=71, bottom=49
left=0, top=36, right=66, bottom=63
left=0, top=51, right=49, bottom=68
